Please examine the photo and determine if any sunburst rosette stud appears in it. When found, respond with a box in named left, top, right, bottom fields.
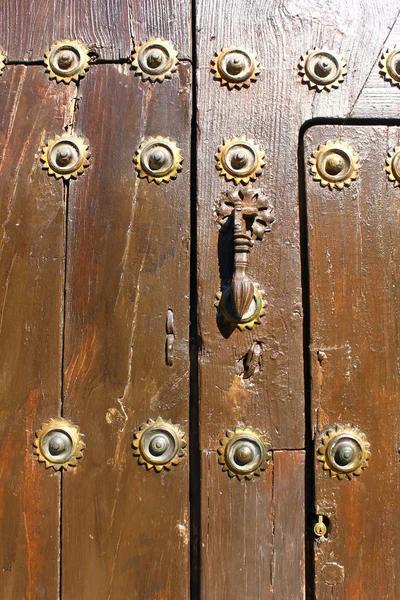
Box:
left=215, top=284, right=266, bottom=331
left=317, top=424, right=371, bottom=480
left=386, top=146, right=400, bottom=187
left=0, top=50, right=6, bottom=76
left=44, top=40, right=90, bottom=84
left=379, top=47, right=400, bottom=87
left=135, top=136, right=182, bottom=184
left=210, top=46, right=260, bottom=89
left=299, top=48, right=347, bottom=91
left=309, top=140, right=359, bottom=190
left=131, top=38, right=179, bottom=83
left=41, top=132, right=91, bottom=180
left=218, top=426, right=271, bottom=481
left=132, top=417, right=186, bottom=472
left=34, top=418, right=85, bottom=471
left=216, top=137, right=265, bottom=185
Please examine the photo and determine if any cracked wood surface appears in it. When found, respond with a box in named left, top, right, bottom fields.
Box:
left=61, top=63, right=191, bottom=599
left=0, top=0, right=191, bottom=61
left=306, top=125, right=400, bottom=600
left=0, top=66, right=74, bottom=598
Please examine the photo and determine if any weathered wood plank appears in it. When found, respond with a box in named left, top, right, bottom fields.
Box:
left=201, top=451, right=274, bottom=600
left=61, top=62, right=191, bottom=599
left=273, top=451, right=305, bottom=600
left=0, top=0, right=191, bottom=61
left=305, top=124, right=400, bottom=600
left=0, top=66, right=73, bottom=599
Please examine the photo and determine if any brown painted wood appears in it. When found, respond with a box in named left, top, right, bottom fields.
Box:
left=273, top=451, right=305, bottom=600
left=0, top=66, right=74, bottom=598
left=0, top=0, right=191, bottom=61
left=305, top=124, right=400, bottom=599
left=61, top=62, right=191, bottom=599
left=196, top=2, right=400, bottom=597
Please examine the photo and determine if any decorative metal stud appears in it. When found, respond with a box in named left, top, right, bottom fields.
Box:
left=0, top=50, right=6, bottom=76
left=211, top=46, right=260, bottom=89
left=135, top=136, right=182, bottom=184
left=299, top=48, right=347, bottom=91
left=34, top=418, right=85, bottom=470
left=131, top=38, right=179, bottom=83
left=216, top=137, right=265, bottom=185
left=41, top=132, right=90, bottom=180
left=133, top=417, right=186, bottom=471
left=386, top=147, right=400, bottom=186
left=379, top=48, right=400, bottom=87
left=218, top=426, right=271, bottom=481
left=44, top=40, right=90, bottom=84
left=309, top=141, right=360, bottom=189
left=317, top=425, right=371, bottom=480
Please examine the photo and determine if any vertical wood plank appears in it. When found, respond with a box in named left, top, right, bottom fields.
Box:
left=273, top=451, right=305, bottom=600
left=0, top=66, right=73, bottom=599
left=305, top=125, right=400, bottom=600
left=201, top=452, right=274, bottom=600
left=61, top=62, right=191, bottom=599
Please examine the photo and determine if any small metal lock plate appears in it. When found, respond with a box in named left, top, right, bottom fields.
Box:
left=218, top=426, right=271, bottom=481
left=131, top=38, right=179, bottom=82
left=216, top=137, right=265, bottom=185
left=41, top=132, right=91, bottom=180
left=211, top=46, right=260, bottom=89
left=133, top=417, right=186, bottom=472
left=34, top=418, right=85, bottom=470
left=299, top=48, right=347, bottom=91
left=44, top=40, right=90, bottom=84
left=135, top=136, right=182, bottom=184
left=309, top=140, right=360, bottom=189
left=317, top=425, right=371, bottom=480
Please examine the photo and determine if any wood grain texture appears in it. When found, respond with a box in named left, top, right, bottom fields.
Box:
left=61, top=63, right=191, bottom=599
left=196, top=2, right=400, bottom=596
left=0, top=0, right=191, bottom=61
left=0, top=66, right=74, bottom=599
left=305, top=125, right=399, bottom=600
left=273, top=451, right=305, bottom=600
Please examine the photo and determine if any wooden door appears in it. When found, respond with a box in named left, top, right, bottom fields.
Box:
left=0, top=2, right=398, bottom=599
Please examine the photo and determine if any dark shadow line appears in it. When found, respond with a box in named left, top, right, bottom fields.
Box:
left=298, top=125, right=315, bottom=600
left=189, top=1, right=201, bottom=598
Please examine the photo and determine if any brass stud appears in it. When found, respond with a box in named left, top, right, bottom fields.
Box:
left=135, top=136, right=182, bottom=184
left=317, top=425, right=371, bottom=480
left=386, top=147, right=400, bottom=186
left=0, top=50, right=6, bottom=76
left=211, top=46, right=260, bottom=89
left=379, top=47, right=400, bottom=87
left=44, top=40, right=90, bottom=84
left=309, top=141, right=360, bottom=189
left=34, top=418, right=85, bottom=470
left=299, top=48, right=347, bottom=91
left=218, top=426, right=271, bottom=480
left=216, top=137, right=265, bottom=185
left=132, top=417, right=186, bottom=471
left=41, top=132, right=91, bottom=180
left=131, top=38, right=179, bottom=83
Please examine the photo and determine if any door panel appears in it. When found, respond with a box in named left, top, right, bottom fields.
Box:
left=62, top=62, right=191, bottom=598
left=0, top=66, right=75, bottom=597
left=305, top=125, right=400, bottom=599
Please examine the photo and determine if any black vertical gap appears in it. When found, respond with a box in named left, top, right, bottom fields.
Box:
left=298, top=130, right=315, bottom=599
left=189, top=0, right=201, bottom=598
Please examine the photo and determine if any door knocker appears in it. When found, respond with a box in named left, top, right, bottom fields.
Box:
left=215, top=189, right=274, bottom=331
